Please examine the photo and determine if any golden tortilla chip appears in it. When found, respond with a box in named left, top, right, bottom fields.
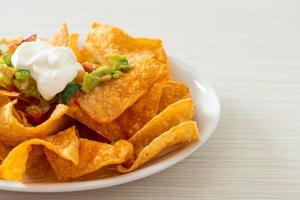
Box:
left=50, top=23, right=69, bottom=46
left=118, top=121, right=200, bottom=173
left=0, top=95, right=10, bottom=107
left=158, top=81, right=190, bottom=112
left=81, top=22, right=168, bottom=66
left=68, top=101, right=127, bottom=141
left=77, top=59, right=168, bottom=123
left=0, top=89, right=19, bottom=97
left=0, top=100, right=69, bottom=146
left=26, top=145, right=49, bottom=179
left=68, top=33, right=82, bottom=61
left=116, top=81, right=164, bottom=137
left=12, top=108, right=31, bottom=127
left=129, top=98, right=194, bottom=155
left=0, top=127, right=79, bottom=182
left=45, top=139, right=133, bottom=181
left=0, top=142, right=10, bottom=164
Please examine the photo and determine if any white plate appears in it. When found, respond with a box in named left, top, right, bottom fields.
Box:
left=0, top=57, right=221, bottom=192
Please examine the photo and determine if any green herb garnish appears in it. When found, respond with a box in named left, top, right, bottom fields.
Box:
left=58, top=83, right=81, bottom=105
left=15, top=69, right=30, bottom=80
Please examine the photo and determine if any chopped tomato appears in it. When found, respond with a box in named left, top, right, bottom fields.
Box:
left=81, top=62, right=98, bottom=72
left=8, top=43, right=19, bottom=53
left=23, top=34, right=37, bottom=42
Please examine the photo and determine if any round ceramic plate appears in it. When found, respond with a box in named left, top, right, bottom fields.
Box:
left=0, top=57, right=221, bottom=192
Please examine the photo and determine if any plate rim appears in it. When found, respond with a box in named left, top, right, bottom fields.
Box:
left=0, top=56, right=221, bottom=193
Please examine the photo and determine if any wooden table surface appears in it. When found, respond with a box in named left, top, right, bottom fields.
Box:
left=1, top=0, right=299, bottom=199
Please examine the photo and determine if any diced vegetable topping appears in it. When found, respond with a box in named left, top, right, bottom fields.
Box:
left=91, top=66, right=113, bottom=77
left=13, top=78, right=40, bottom=98
left=81, top=66, right=116, bottom=93
left=0, top=52, right=13, bottom=67
left=58, top=83, right=81, bottom=105
left=80, top=55, right=132, bottom=93
left=15, top=69, right=30, bottom=80
left=81, top=72, right=103, bottom=93
left=93, top=59, right=101, bottom=65
left=111, top=70, right=123, bottom=78
left=107, top=54, right=131, bottom=71
left=81, top=62, right=98, bottom=72
left=0, top=65, right=15, bottom=89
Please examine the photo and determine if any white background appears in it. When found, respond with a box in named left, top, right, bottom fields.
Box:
left=1, top=0, right=300, bottom=199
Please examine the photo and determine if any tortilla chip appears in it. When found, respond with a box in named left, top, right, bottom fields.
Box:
left=50, top=23, right=69, bottom=46
left=0, top=89, right=19, bottom=97
left=0, top=142, right=10, bottom=164
left=81, top=22, right=168, bottom=66
left=77, top=59, right=168, bottom=123
left=12, top=108, right=31, bottom=127
left=76, top=122, right=110, bottom=143
left=68, top=33, right=82, bottom=61
left=68, top=101, right=127, bottom=141
left=118, top=121, right=200, bottom=173
left=0, top=100, right=69, bottom=146
left=129, top=98, right=194, bottom=155
left=0, top=127, right=79, bottom=182
left=45, top=139, right=133, bottom=181
left=26, top=145, right=49, bottom=179
left=116, top=81, right=164, bottom=137
left=158, top=81, right=190, bottom=112
left=0, top=95, right=10, bottom=107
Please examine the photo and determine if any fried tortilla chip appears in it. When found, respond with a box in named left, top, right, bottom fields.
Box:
left=81, top=22, right=168, bottom=66
left=68, top=33, right=82, bottom=61
left=0, top=127, right=79, bottom=182
left=45, top=139, right=133, bottom=181
left=76, top=122, right=110, bottom=143
left=50, top=23, right=69, bottom=46
left=26, top=145, right=49, bottom=179
left=0, top=142, right=10, bottom=164
left=49, top=24, right=81, bottom=60
left=12, top=108, right=31, bottom=127
left=77, top=59, right=168, bottom=123
left=0, top=89, right=19, bottom=97
left=0, top=100, right=69, bottom=146
left=129, top=98, right=194, bottom=155
left=158, top=81, right=190, bottom=112
left=68, top=101, right=127, bottom=141
left=116, top=81, right=190, bottom=137
left=118, top=121, right=200, bottom=173
left=0, top=95, right=10, bottom=107
left=116, top=81, right=164, bottom=137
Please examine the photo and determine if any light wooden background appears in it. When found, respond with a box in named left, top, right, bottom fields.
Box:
left=1, top=0, right=300, bottom=199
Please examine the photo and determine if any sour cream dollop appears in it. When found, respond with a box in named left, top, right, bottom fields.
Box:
left=11, top=41, right=83, bottom=100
